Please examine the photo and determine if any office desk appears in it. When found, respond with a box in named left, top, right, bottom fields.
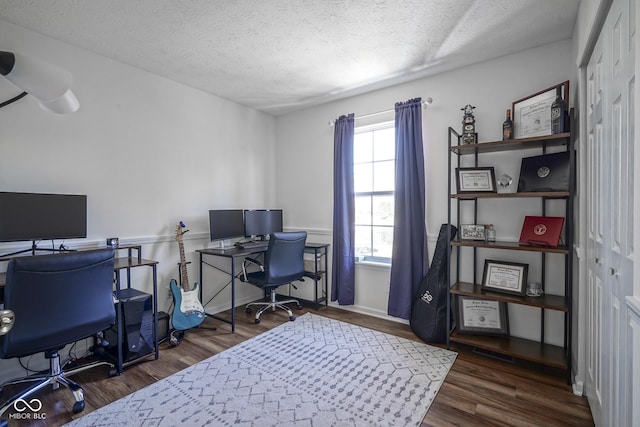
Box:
left=1, top=247, right=158, bottom=373
left=197, top=242, right=329, bottom=332
left=197, top=246, right=265, bottom=332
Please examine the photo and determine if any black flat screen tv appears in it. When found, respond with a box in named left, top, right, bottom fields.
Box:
left=208, top=209, right=245, bottom=242
left=0, top=191, right=87, bottom=242
left=244, top=209, right=283, bottom=239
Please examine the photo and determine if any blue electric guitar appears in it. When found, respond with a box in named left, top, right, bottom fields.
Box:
left=170, top=221, right=205, bottom=331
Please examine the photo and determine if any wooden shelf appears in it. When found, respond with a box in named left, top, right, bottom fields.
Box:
left=450, top=132, right=570, bottom=155
left=451, top=239, right=569, bottom=254
left=450, top=331, right=567, bottom=369
left=447, top=120, right=574, bottom=382
left=452, top=191, right=570, bottom=199
left=450, top=282, right=568, bottom=311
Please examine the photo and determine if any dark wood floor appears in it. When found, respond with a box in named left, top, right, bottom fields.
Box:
left=2, top=306, right=594, bottom=426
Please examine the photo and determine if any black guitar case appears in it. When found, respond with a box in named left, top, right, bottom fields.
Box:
left=410, top=223, right=457, bottom=343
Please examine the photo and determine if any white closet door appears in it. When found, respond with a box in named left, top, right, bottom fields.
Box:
left=585, top=25, right=607, bottom=426
left=585, top=0, right=635, bottom=424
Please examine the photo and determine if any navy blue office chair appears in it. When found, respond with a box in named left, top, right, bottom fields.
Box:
left=0, top=248, right=116, bottom=421
left=242, top=231, right=307, bottom=323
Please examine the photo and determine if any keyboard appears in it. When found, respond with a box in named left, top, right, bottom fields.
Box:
left=236, top=241, right=269, bottom=249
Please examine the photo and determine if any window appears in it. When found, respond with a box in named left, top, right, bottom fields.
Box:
left=354, top=121, right=395, bottom=263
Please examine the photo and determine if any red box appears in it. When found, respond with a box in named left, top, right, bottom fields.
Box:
left=519, top=216, right=565, bottom=247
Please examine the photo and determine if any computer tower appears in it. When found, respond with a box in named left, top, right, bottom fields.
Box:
left=157, top=310, right=169, bottom=343
left=105, top=288, right=154, bottom=363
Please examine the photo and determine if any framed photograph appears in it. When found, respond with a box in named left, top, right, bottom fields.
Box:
left=455, top=167, right=497, bottom=193
left=512, top=81, right=569, bottom=139
left=460, top=224, right=486, bottom=240
left=482, top=259, right=528, bottom=296
left=455, top=296, right=510, bottom=336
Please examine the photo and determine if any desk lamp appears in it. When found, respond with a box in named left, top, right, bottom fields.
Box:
left=0, top=51, right=79, bottom=113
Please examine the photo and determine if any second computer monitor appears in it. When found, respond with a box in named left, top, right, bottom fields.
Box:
left=244, top=209, right=283, bottom=239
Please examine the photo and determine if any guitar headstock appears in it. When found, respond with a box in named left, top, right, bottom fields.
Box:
left=174, top=221, right=186, bottom=242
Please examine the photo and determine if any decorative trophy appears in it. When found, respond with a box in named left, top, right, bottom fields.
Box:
left=461, top=104, right=477, bottom=144
left=497, top=173, right=513, bottom=192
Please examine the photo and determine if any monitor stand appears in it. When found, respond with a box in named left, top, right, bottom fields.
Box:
left=218, top=239, right=236, bottom=250
left=0, top=240, right=75, bottom=258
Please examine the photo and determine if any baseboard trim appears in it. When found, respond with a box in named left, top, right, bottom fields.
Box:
left=327, top=302, right=409, bottom=325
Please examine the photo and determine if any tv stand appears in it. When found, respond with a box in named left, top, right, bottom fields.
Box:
left=0, top=240, right=76, bottom=258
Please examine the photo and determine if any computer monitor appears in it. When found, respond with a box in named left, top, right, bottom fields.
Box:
left=209, top=209, right=245, bottom=247
left=243, top=209, right=283, bottom=240
left=0, top=191, right=87, bottom=243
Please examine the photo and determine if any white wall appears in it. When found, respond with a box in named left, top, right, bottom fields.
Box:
left=0, top=19, right=578, bottom=380
left=276, top=40, right=574, bottom=337
left=0, top=20, right=276, bottom=381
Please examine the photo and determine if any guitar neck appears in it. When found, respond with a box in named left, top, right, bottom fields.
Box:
left=178, top=239, right=190, bottom=290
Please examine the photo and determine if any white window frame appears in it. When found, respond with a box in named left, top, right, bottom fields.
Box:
left=353, top=120, right=395, bottom=264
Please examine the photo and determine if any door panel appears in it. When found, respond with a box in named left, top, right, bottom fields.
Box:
left=586, top=30, right=607, bottom=426
left=584, top=0, right=635, bottom=425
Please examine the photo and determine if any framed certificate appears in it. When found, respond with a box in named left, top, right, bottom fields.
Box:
left=512, top=81, right=569, bottom=139
left=481, top=259, right=528, bottom=296
left=455, top=296, right=509, bottom=336
left=517, top=151, right=571, bottom=192
left=460, top=224, right=486, bottom=240
left=455, top=167, right=496, bottom=193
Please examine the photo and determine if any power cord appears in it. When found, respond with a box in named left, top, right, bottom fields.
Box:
left=18, top=355, right=48, bottom=376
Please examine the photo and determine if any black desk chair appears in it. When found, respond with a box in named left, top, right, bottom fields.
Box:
left=0, top=248, right=116, bottom=421
left=242, top=231, right=307, bottom=323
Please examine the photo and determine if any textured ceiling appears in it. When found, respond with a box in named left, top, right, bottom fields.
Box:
left=0, top=0, right=580, bottom=115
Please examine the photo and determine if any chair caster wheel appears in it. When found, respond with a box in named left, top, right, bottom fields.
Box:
left=296, top=304, right=302, bottom=310
left=245, top=307, right=252, bottom=314
left=72, top=400, right=85, bottom=413
left=254, top=318, right=261, bottom=324
left=108, top=367, right=118, bottom=377
left=289, top=315, right=296, bottom=321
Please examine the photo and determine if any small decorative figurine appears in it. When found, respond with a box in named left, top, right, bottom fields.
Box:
left=461, top=104, right=477, bottom=144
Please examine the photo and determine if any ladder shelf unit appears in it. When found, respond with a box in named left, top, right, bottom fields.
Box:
left=446, top=125, right=574, bottom=382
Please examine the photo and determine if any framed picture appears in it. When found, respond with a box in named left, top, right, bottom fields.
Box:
left=455, top=295, right=509, bottom=336
left=460, top=224, right=486, bottom=240
left=512, top=81, right=569, bottom=139
left=482, top=259, right=528, bottom=296
left=455, top=167, right=497, bottom=193
left=517, top=151, right=571, bottom=192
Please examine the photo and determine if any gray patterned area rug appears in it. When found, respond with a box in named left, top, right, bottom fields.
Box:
left=65, top=313, right=456, bottom=427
